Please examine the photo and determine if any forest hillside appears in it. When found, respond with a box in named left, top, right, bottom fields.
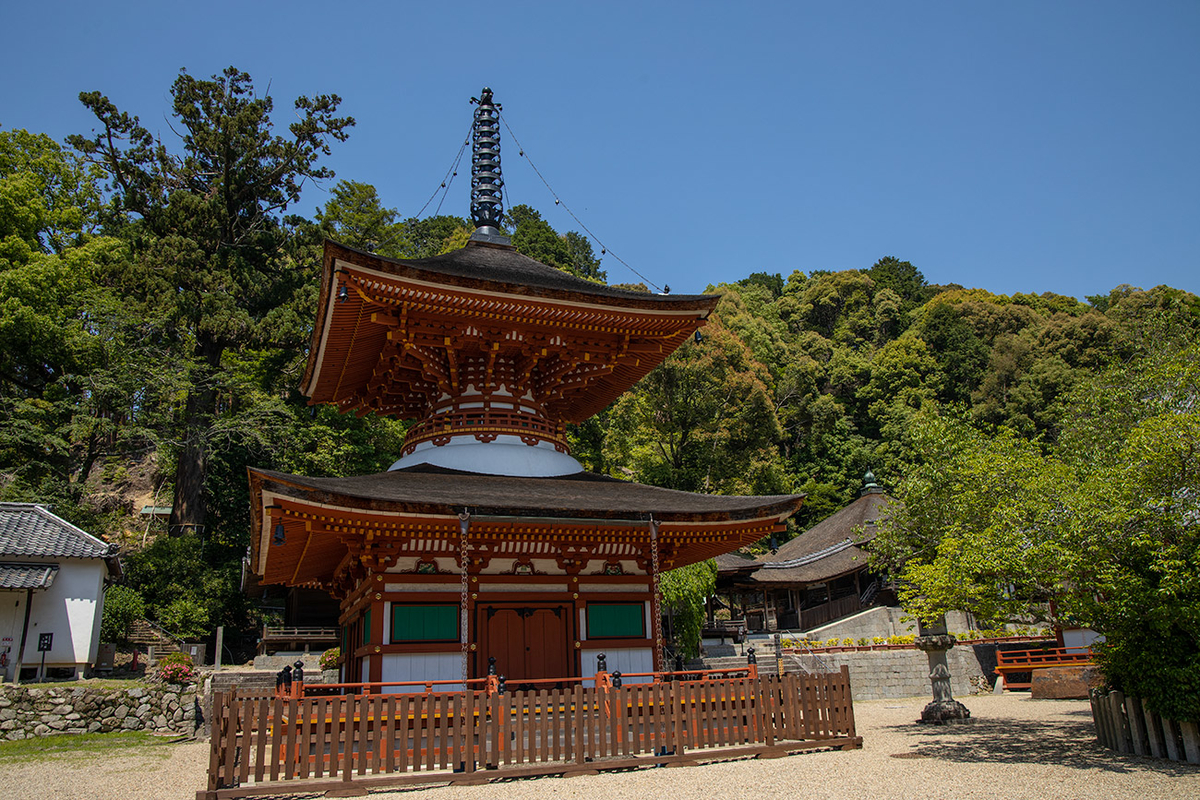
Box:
left=2, top=70, right=1198, bottom=660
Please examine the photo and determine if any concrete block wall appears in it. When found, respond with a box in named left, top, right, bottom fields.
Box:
left=791, top=647, right=990, bottom=701
left=800, top=608, right=975, bottom=642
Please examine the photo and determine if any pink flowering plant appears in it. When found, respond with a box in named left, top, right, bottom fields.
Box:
left=157, top=652, right=196, bottom=684
left=319, top=647, right=341, bottom=671
left=158, top=662, right=196, bottom=684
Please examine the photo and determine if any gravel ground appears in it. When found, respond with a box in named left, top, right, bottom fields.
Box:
left=3, top=694, right=1197, bottom=800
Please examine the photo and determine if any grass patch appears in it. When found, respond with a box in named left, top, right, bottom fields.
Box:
left=0, top=731, right=185, bottom=763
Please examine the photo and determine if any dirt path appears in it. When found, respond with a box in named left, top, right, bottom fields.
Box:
left=3, top=695, right=1196, bottom=800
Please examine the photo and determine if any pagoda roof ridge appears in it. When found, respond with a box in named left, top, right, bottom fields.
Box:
left=325, top=239, right=717, bottom=309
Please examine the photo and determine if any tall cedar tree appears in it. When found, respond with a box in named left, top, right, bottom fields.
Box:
left=69, top=67, right=354, bottom=535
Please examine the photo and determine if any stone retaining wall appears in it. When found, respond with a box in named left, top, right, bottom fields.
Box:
left=0, top=683, right=200, bottom=740
left=792, top=646, right=991, bottom=701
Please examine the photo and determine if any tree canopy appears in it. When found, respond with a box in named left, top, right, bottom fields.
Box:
left=872, top=335, right=1200, bottom=719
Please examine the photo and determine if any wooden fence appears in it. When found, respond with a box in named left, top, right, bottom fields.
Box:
left=199, top=668, right=861, bottom=799
left=995, top=646, right=1093, bottom=690
left=1090, top=688, right=1200, bottom=764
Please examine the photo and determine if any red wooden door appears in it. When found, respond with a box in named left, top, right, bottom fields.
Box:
left=480, top=604, right=571, bottom=682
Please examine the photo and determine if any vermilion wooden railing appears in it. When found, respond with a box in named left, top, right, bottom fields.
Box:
left=994, top=646, right=1093, bottom=690
left=199, top=667, right=861, bottom=800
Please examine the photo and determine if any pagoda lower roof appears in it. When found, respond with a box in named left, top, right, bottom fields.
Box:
left=248, top=464, right=805, bottom=590
left=251, top=464, right=803, bottom=523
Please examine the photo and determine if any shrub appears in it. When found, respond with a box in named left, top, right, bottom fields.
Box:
left=100, top=585, right=145, bottom=644
left=159, top=651, right=193, bottom=667
left=159, top=597, right=210, bottom=640
left=319, top=647, right=341, bottom=671
left=157, top=660, right=196, bottom=685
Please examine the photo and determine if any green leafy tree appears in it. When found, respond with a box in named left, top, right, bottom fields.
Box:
left=508, top=204, right=604, bottom=281
left=874, top=335, right=1200, bottom=719
left=100, top=584, right=146, bottom=644
left=604, top=318, right=786, bottom=496
left=316, top=180, right=404, bottom=256
left=661, top=560, right=717, bottom=659
left=0, top=130, right=167, bottom=504
left=68, top=67, right=355, bottom=536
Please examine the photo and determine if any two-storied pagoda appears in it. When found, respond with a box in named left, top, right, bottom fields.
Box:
left=247, top=89, right=805, bottom=688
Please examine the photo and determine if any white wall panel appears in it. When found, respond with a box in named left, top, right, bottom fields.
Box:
left=579, top=647, right=654, bottom=686
left=380, top=652, right=463, bottom=693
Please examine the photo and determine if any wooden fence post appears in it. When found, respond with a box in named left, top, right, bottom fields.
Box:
left=1179, top=720, right=1200, bottom=764
left=1107, top=691, right=1129, bottom=753
left=1143, top=702, right=1166, bottom=759
left=1125, top=695, right=1148, bottom=756
left=1162, top=716, right=1181, bottom=762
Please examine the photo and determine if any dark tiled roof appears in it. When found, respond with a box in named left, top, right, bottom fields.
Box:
left=252, top=465, right=806, bottom=523
left=329, top=240, right=718, bottom=308
left=715, top=551, right=760, bottom=572
left=0, top=503, right=119, bottom=560
left=0, top=563, right=58, bottom=590
left=749, top=489, right=893, bottom=584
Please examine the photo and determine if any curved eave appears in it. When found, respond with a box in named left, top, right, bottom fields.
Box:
left=299, top=240, right=719, bottom=408
left=251, top=466, right=805, bottom=523
left=248, top=466, right=804, bottom=589
left=325, top=240, right=717, bottom=310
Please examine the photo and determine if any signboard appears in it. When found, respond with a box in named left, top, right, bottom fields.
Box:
left=37, top=633, right=52, bottom=652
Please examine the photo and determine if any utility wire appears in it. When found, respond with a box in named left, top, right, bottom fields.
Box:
left=374, top=120, right=472, bottom=254
left=418, top=119, right=473, bottom=218
left=432, top=136, right=468, bottom=217
left=499, top=112, right=664, bottom=293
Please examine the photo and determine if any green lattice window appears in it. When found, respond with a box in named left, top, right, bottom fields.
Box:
left=392, top=605, right=458, bottom=642
left=587, top=603, right=645, bottom=639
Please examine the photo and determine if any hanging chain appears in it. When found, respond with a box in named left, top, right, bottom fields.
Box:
left=459, top=511, right=471, bottom=684
left=649, top=518, right=665, bottom=673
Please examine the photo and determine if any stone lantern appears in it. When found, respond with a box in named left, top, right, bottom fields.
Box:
left=914, top=616, right=971, bottom=723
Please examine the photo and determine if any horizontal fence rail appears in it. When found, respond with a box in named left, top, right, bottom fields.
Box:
left=199, top=668, right=862, bottom=799
left=995, top=646, right=1093, bottom=690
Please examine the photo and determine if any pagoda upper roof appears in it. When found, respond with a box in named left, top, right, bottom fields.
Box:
left=337, top=240, right=715, bottom=307
left=301, top=240, right=720, bottom=421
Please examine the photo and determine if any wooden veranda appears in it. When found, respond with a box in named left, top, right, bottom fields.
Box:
left=199, top=665, right=862, bottom=798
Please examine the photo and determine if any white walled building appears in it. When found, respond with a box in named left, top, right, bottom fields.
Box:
left=0, top=503, right=121, bottom=681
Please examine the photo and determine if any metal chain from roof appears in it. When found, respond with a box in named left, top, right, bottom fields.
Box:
left=649, top=517, right=664, bottom=671
left=458, top=510, right=471, bottom=684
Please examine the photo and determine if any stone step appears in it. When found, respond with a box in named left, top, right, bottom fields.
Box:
left=127, top=619, right=182, bottom=655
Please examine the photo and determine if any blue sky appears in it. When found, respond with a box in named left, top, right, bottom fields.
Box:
left=2, top=1, right=1197, bottom=300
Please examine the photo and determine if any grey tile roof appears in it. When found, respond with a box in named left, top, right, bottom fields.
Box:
left=329, top=239, right=718, bottom=307
left=0, top=503, right=118, bottom=560
left=0, top=563, right=58, bottom=590
left=744, top=489, right=893, bottom=585
left=251, top=465, right=806, bottom=523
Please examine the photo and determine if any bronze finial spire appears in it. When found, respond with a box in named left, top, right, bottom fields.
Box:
left=469, top=88, right=508, bottom=243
